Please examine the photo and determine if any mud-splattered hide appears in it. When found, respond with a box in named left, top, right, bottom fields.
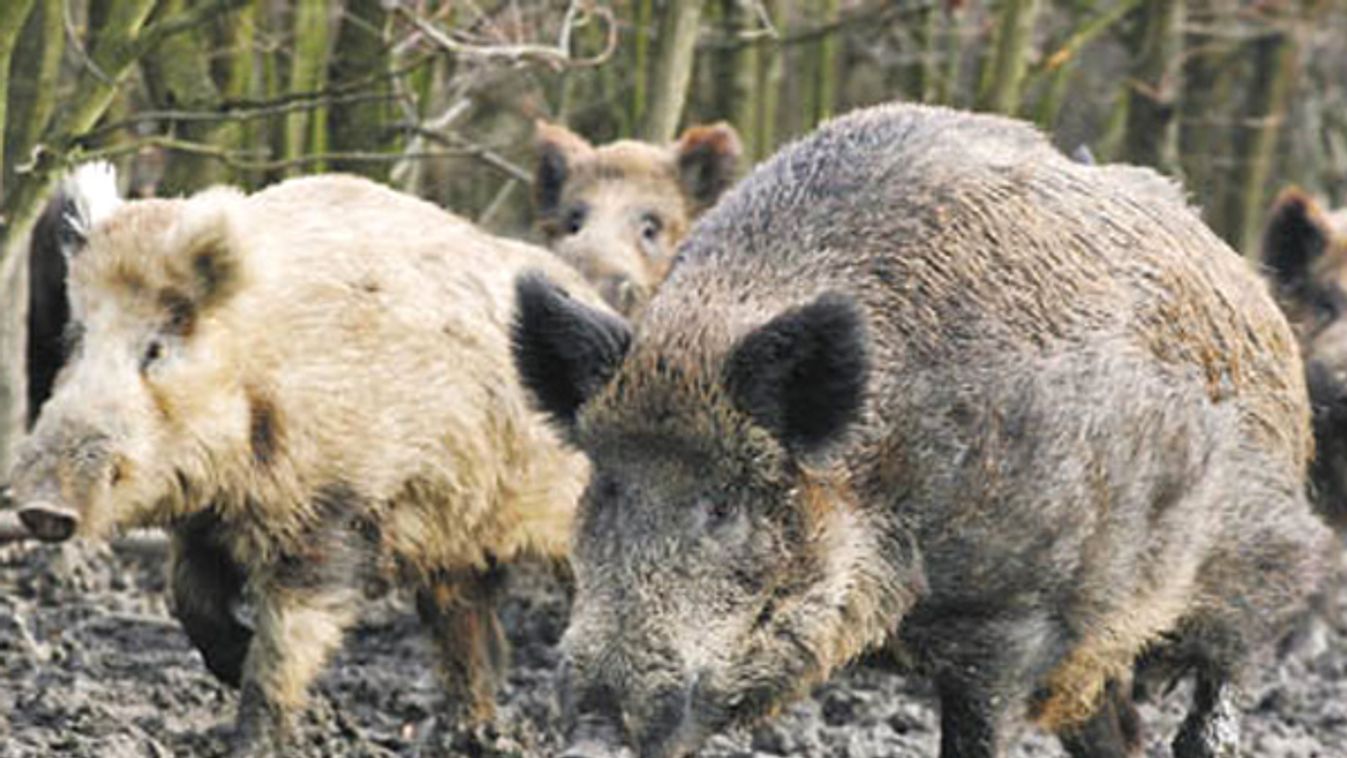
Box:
left=533, top=121, right=741, bottom=317
left=1262, top=187, right=1347, bottom=528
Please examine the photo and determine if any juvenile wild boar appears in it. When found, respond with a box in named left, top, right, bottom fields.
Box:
left=7, top=169, right=606, bottom=753
left=1261, top=187, right=1347, bottom=529
left=513, top=104, right=1333, bottom=758
left=534, top=120, right=741, bottom=316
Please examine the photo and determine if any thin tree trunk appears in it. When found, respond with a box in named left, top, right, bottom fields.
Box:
left=1120, top=0, right=1184, bottom=174
left=641, top=0, right=706, bottom=143
left=141, top=0, right=241, bottom=192
left=329, top=0, right=391, bottom=179
left=976, top=0, right=1041, bottom=115
left=0, top=0, right=39, bottom=202
left=284, top=0, right=331, bottom=175
left=1225, top=9, right=1304, bottom=254
left=755, top=1, right=783, bottom=160
left=812, top=0, right=839, bottom=124
left=4, top=0, right=62, bottom=201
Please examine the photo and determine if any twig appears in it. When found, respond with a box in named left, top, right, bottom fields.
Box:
left=404, top=126, right=533, bottom=184
left=392, top=0, right=617, bottom=70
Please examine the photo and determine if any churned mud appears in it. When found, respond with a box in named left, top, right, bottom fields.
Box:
left=2, top=538, right=1345, bottom=757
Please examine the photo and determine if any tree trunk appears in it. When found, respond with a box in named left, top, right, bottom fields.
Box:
left=641, top=0, right=706, bottom=143
left=0, top=0, right=38, bottom=202
left=141, top=0, right=241, bottom=192
left=4, top=0, right=61, bottom=201
left=1120, top=0, right=1184, bottom=174
left=976, top=0, right=1041, bottom=115
left=284, top=0, right=331, bottom=175
left=329, top=0, right=391, bottom=180
left=1225, top=7, right=1305, bottom=254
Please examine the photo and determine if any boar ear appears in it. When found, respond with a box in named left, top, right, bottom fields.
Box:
left=535, top=120, right=593, bottom=219
left=1262, top=187, right=1331, bottom=289
left=49, top=162, right=123, bottom=259
left=169, top=190, right=245, bottom=311
left=725, top=294, right=867, bottom=456
left=674, top=122, right=742, bottom=211
left=513, top=272, right=632, bottom=429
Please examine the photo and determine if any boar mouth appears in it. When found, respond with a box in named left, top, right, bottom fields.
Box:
left=18, top=502, right=79, bottom=542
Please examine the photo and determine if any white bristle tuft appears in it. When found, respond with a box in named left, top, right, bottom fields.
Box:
left=61, top=162, right=122, bottom=241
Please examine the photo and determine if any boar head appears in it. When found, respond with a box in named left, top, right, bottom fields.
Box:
left=533, top=121, right=741, bottom=318
left=513, top=275, right=913, bottom=757
left=9, top=165, right=250, bottom=542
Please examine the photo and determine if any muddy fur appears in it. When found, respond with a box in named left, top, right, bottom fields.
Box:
left=515, top=104, right=1334, bottom=758
left=534, top=120, right=741, bottom=317
left=7, top=173, right=608, bottom=753
left=1261, top=187, right=1347, bottom=530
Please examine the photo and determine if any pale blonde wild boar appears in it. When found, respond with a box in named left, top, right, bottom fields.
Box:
left=7, top=169, right=607, bottom=754
left=534, top=120, right=741, bottom=316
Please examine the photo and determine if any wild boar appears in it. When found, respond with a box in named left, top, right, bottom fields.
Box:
left=513, top=104, right=1333, bottom=758
left=533, top=120, right=741, bottom=317
left=7, top=168, right=606, bottom=754
left=1260, top=187, right=1347, bottom=529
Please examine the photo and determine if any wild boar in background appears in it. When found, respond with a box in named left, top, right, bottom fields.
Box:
left=513, top=104, right=1334, bottom=758
left=534, top=120, right=741, bottom=317
left=7, top=169, right=607, bottom=754
left=1261, top=187, right=1347, bottom=530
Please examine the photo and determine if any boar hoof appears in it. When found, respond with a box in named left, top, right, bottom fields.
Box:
left=18, top=504, right=78, bottom=542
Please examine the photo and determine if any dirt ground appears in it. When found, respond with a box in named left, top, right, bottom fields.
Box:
left=2, top=537, right=1345, bottom=758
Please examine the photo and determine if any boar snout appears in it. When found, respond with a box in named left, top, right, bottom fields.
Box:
left=598, top=274, right=645, bottom=317
left=18, top=502, right=79, bottom=542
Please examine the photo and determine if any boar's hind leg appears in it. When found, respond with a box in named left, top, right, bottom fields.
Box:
left=415, top=560, right=509, bottom=728
left=169, top=511, right=252, bottom=687
left=1056, top=679, right=1142, bottom=758
left=1172, top=668, right=1240, bottom=758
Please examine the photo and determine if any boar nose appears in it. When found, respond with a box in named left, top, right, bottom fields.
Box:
left=599, top=274, right=639, bottom=315
left=18, top=502, right=79, bottom=542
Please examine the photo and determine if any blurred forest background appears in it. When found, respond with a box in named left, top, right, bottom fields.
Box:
left=0, top=0, right=1345, bottom=468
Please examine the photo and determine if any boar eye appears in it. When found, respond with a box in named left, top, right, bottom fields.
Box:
left=639, top=213, right=663, bottom=244
left=1314, top=295, right=1339, bottom=328
left=565, top=207, right=586, bottom=235
left=702, top=497, right=738, bottom=529
left=141, top=339, right=165, bottom=372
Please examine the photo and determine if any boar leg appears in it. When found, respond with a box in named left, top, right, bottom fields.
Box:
left=1056, top=678, right=1142, bottom=758
left=415, top=561, right=510, bottom=728
left=1172, top=668, right=1240, bottom=758
left=231, top=580, right=360, bottom=755
left=169, top=510, right=252, bottom=688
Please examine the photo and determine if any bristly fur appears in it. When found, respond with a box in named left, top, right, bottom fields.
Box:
left=59, top=162, right=122, bottom=254
left=723, top=293, right=868, bottom=455
left=512, top=272, right=632, bottom=429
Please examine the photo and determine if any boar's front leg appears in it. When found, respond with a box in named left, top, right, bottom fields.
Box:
left=414, top=561, right=509, bottom=736
left=169, top=510, right=252, bottom=687
left=230, top=489, right=370, bottom=755
left=1172, top=667, right=1241, bottom=758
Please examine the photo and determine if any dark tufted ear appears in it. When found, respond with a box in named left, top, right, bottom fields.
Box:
left=674, top=122, right=742, bottom=211
left=1262, top=187, right=1331, bottom=289
left=534, top=121, right=593, bottom=220
left=724, top=294, right=868, bottom=457
left=512, top=273, right=632, bottom=430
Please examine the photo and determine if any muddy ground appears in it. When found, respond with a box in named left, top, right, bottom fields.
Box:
left=2, top=537, right=1345, bottom=757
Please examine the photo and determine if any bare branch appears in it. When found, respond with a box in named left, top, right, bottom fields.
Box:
left=391, top=0, right=617, bottom=70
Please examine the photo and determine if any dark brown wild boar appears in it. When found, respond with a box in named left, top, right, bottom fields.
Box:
left=1261, top=187, right=1347, bottom=529
left=513, top=104, right=1333, bottom=758
left=7, top=169, right=604, bottom=754
left=534, top=120, right=741, bottom=317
